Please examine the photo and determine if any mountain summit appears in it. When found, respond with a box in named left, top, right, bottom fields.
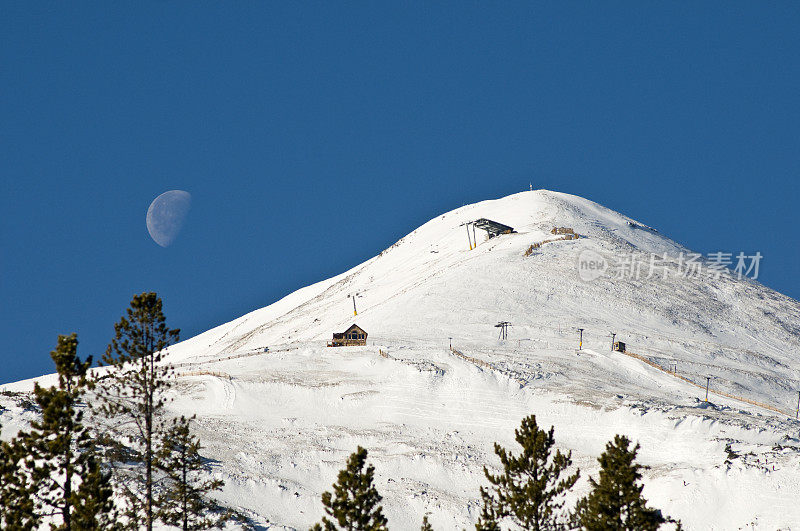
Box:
left=5, top=190, right=800, bottom=529
left=171, top=189, right=800, bottom=400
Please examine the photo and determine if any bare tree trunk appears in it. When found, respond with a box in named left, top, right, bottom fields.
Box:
left=146, top=349, right=154, bottom=531
left=64, top=428, right=72, bottom=531
left=183, top=457, right=188, bottom=531
left=64, top=380, right=72, bottom=531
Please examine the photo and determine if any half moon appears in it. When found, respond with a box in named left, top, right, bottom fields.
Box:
left=146, top=190, right=192, bottom=247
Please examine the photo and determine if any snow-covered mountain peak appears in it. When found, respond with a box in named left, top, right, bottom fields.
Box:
left=169, top=189, right=799, bottom=384
left=382, top=189, right=683, bottom=258
left=5, top=190, right=800, bottom=529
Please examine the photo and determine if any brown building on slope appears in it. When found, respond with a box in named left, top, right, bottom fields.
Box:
left=328, top=324, right=368, bottom=347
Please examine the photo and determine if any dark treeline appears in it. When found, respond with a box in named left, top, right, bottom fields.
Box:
left=311, top=416, right=681, bottom=531
left=0, top=292, right=229, bottom=530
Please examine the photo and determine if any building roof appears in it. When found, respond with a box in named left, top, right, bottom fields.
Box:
left=473, top=218, right=515, bottom=238
left=343, top=324, right=367, bottom=336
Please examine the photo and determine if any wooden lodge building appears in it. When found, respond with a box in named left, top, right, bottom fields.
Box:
left=328, top=324, right=368, bottom=347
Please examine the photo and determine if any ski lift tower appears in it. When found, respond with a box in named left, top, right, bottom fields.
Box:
left=473, top=218, right=515, bottom=239
left=348, top=293, right=363, bottom=316
left=495, top=321, right=511, bottom=340
left=462, top=218, right=515, bottom=250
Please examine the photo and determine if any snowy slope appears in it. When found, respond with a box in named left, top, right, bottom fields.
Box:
left=4, top=190, right=800, bottom=530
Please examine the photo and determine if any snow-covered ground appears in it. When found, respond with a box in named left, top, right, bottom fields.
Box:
left=4, top=190, right=800, bottom=529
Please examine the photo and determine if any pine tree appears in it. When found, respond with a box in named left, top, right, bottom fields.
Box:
left=420, top=514, right=434, bottom=531
left=477, top=415, right=579, bottom=531
left=0, top=431, right=40, bottom=529
left=311, top=446, right=388, bottom=531
left=156, top=415, right=229, bottom=530
left=575, top=435, right=668, bottom=531
left=96, top=292, right=180, bottom=531
left=70, top=453, right=117, bottom=530
left=474, top=505, right=500, bottom=531
left=21, top=333, right=115, bottom=530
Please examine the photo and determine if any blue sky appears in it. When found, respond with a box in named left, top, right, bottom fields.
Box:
left=2, top=2, right=798, bottom=384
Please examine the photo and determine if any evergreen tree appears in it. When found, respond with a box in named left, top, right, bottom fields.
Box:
left=97, top=292, right=180, bottom=531
left=477, top=415, right=579, bottom=531
left=311, top=446, right=388, bottom=531
left=575, top=435, right=668, bottom=531
left=420, top=514, right=434, bottom=531
left=0, top=432, right=40, bottom=529
left=156, top=415, right=229, bottom=530
left=21, top=333, right=115, bottom=530
left=70, top=453, right=117, bottom=530
left=474, top=505, right=500, bottom=531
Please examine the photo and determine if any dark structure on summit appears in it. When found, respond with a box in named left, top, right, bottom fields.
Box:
left=328, top=324, right=368, bottom=347
left=473, top=218, right=515, bottom=238
left=464, top=218, right=515, bottom=250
